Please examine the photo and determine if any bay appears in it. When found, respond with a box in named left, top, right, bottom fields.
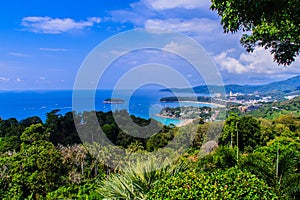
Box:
left=0, top=89, right=214, bottom=126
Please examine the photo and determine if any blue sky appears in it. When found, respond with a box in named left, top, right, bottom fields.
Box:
left=0, top=0, right=299, bottom=90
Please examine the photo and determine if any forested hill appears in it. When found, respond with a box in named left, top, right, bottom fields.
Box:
left=161, top=75, right=300, bottom=95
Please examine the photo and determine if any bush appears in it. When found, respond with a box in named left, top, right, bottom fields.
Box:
left=46, top=181, right=101, bottom=199
left=147, top=167, right=278, bottom=199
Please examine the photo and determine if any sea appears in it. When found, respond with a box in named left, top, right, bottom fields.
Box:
left=0, top=89, right=214, bottom=126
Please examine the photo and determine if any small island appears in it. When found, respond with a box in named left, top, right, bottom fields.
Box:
left=103, top=98, right=125, bottom=104
left=160, top=96, right=212, bottom=103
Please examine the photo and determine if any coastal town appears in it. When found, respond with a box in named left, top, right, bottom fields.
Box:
left=225, top=91, right=299, bottom=113
left=158, top=90, right=300, bottom=123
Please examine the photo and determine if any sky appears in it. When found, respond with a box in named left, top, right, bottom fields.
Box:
left=0, top=0, right=300, bottom=90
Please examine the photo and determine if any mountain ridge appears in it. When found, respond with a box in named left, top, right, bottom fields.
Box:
left=161, top=75, right=300, bottom=95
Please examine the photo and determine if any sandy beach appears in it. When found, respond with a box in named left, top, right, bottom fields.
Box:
left=176, top=119, right=194, bottom=127
left=154, top=113, right=195, bottom=127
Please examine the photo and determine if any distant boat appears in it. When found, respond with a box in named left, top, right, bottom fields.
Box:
left=103, top=98, right=125, bottom=104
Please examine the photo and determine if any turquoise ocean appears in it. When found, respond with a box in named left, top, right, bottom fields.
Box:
left=0, top=89, right=213, bottom=126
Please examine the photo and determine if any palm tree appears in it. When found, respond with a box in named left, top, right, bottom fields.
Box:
left=239, top=147, right=300, bottom=199
left=97, top=156, right=189, bottom=199
left=58, top=144, right=88, bottom=183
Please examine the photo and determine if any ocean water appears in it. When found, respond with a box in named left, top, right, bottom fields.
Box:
left=0, top=89, right=213, bottom=126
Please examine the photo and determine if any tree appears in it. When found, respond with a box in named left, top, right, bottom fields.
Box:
left=20, top=123, right=49, bottom=145
left=146, top=131, right=174, bottom=152
left=240, top=137, right=300, bottom=199
left=19, top=116, right=42, bottom=128
left=0, top=124, right=67, bottom=199
left=1, top=140, right=65, bottom=199
left=46, top=109, right=62, bottom=145
left=0, top=136, right=21, bottom=153
left=0, top=118, right=21, bottom=137
left=220, top=114, right=262, bottom=152
left=211, top=0, right=300, bottom=65
left=46, top=110, right=81, bottom=145
left=58, top=144, right=88, bottom=184
left=220, top=113, right=239, bottom=148
left=197, top=145, right=237, bottom=172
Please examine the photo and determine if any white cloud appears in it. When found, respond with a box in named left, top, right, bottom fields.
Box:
left=16, top=77, right=23, bottom=82
left=21, top=16, right=101, bottom=34
left=39, top=76, right=46, bottom=80
left=163, top=41, right=198, bottom=56
left=147, top=0, right=211, bottom=10
left=214, top=52, right=248, bottom=74
left=162, top=41, right=212, bottom=62
left=214, top=48, right=300, bottom=75
left=39, top=48, right=68, bottom=52
left=8, top=52, right=30, bottom=57
left=107, top=0, right=240, bottom=58
left=145, top=18, right=219, bottom=34
left=0, top=77, right=9, bottom=81
left=163, top=41, right=181, bottom=51
left=108, top=0, right=214, bottom=27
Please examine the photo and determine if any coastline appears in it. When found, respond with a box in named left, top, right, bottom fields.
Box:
left=176, top=119, right=194, bottom=127
left=153, top=113, right=194, bottom=127
left=160, top=100, right=225, bottom=108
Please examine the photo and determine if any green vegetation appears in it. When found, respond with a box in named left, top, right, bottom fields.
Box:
left=161, top=75, right=300, bottom=96
left=0, top=108, right=299, bottom=199
left=98, top=158, right=189, bottom=199
left=244, top=96, right=300, bottom=119
left=220, top=113, right=263, bottom=152
left=160, top=96, right=211, bottom=102
left=211, top=0, right=300, bottom=66
left=148, top=168, right=278, bottom=199
left=158, top=106, right=212, bottom=120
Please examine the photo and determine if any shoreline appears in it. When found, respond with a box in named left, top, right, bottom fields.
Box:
left=176, top=119, right=194, bottom=127
left=160, top=100, right=225, bottom=108
left=153, top=114, right=194, bottom=127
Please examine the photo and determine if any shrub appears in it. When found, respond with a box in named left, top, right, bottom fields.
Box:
left=147, top=167, right=278, bottom=199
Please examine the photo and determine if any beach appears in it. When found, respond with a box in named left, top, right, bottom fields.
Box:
left=176, top=119, right=194, bottom=127
left=153, top=113, right=195, bottom=127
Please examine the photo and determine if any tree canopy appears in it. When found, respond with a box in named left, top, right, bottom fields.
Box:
left=211, top=0, right=300, bottom=65
left=1, top=109, right=299, bottom=199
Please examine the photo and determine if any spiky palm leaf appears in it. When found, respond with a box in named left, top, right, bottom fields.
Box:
left=240, top=149, right=300, bottom=199
left=98, top=157, right=189, bottom=199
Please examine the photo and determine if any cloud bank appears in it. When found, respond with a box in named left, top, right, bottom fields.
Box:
left=21, top=16, right=101, bottom=34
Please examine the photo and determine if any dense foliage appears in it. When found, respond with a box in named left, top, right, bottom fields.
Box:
left=246, top=96, right=300, bottom=119
left=160, top=96, right=211, bottom=102
left=211, top=0, right=300, bottom=65
left=159, top=106, right=212, bottom=120
left=0, top=106, right=299, bottom=199
left=148, top=168, right=278, bottom=199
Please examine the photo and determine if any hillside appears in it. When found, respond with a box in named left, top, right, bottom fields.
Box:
left=246, top=96, right=300, bottom=119
left=161, top=75, right=300, bottom=95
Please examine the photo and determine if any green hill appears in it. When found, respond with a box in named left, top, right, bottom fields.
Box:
left=246, top=96, right=300, bottom=119
left=161, top=75, right=300, bottom=95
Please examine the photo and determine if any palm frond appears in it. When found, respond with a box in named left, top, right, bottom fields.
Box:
left=97, top=157, right=189, bottom=199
